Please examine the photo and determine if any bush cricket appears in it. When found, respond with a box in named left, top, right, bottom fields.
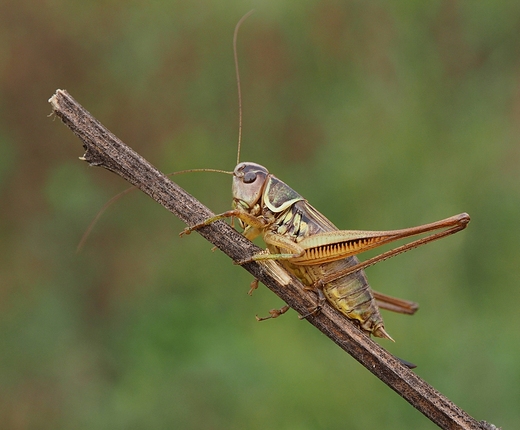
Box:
left=180, top=13, right=471, bottom=343
left=81, top=13, right=470, bottom=348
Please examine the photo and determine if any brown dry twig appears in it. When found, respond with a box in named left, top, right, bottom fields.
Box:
left=49, top=89, right=498, bottom=430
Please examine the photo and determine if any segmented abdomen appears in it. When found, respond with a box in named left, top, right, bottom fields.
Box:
left=316, top=257, right=386, bottom=337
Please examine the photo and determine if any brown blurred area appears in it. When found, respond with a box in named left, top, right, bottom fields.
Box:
left=1, top=1, right=519, bottom=429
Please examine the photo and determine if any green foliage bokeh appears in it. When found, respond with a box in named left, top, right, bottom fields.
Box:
left=1, top=1, right=519, bottom=428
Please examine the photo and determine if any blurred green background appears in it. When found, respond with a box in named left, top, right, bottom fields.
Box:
left=1, top=1, right=519, bottom=428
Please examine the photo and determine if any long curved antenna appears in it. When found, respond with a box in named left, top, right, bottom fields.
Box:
left=79, top=13, right=254, bottom=252
left=233, top=10, right=254, bottom=165
left=77, top=168, right=232, bottom=252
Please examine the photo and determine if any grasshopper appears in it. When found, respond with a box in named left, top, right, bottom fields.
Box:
left=180, top=13, right=470, bottom=341
left=181, top=162, right=469, bottom=340
left=82, top=14, right=470, bottom=343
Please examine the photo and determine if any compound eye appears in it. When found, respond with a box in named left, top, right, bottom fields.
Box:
left=243, top=171, right=257, bottom=184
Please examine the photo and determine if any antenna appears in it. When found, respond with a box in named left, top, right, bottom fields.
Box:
left=77, top=169, right=232, bottom=252
left=233, top=10, right=254, bottom=165
left=78, top=15, right=254, bottom=252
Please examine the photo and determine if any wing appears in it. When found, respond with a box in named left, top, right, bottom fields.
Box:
left=296, top=200, right=339, bottom=235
